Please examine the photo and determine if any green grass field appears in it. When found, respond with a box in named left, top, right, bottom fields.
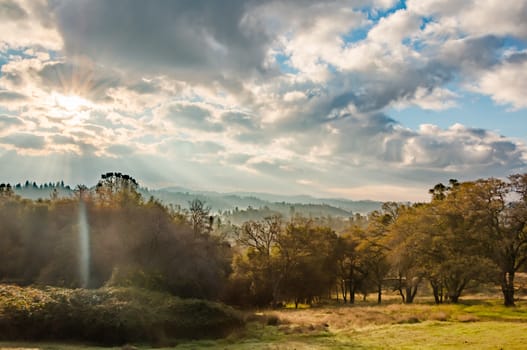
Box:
left=2, top=298, right=527, bottom=349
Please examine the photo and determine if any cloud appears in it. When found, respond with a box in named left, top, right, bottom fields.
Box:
left=0, top=115, right=23, bottom=129
left=36, top=60, right=121, bottom=102
left=0, top=132, right=45, bottom=149
left=50, top=134, right=75, bottom=145
left=0, top=0, right=62, bottom=49
left=395, top=87, right=458, bottom=111
left=164, top=103, right=224, bottom=133
left=0, top=0, right=27, bottom=21
left=106, top=144, right=136, bottom=156
left=53, top=0, right=274, bottom=84
left=321, top=115, right=525, bottom=175
left=327, top=184, right=428, bottom=202
left=0, top=0, right=526, bottom=201
left=408, top=0, right=527, bottom=39
left=0, top=90, right=27, bottom=101
left=469, top=53, right=527, bottom=109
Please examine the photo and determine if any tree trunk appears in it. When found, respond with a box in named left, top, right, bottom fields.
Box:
left=348, top=270, right=356, bottom=304
left=377, top=283, right=382, bottom=304
left=349, top=285, right=356, bottom=304
left=341, top=280, right=347, bottom=303
left=430, top=280, right=443, bottom=304
left=405, top=287, right=413, bottom=303
left=448, top=281, right=467, bottom=304
left=398, top=287, right=406, bottom=303
left=405, top=284, right=418, bottom=304
left=431, top=285, right=440, bottom=304
left=501, top=271, right=515, bottom=307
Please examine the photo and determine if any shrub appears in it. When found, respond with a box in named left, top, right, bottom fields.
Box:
left=0, top=285, right=244, bottom=345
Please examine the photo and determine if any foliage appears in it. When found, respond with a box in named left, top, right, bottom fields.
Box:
left=1, top=172, right=527, bottom=309
left=0, top=285, right=244, bottom=345
left=0, top=174, right=231, bottom=301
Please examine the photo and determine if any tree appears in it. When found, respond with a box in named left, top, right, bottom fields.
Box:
left=234, top=216, right=283, bottom=306
left=277, top=220, right=338, bottom=308
left=360, top=223, right=390, bottom=304
left=335, top=228, right=366, bottom=304
left=386, top=204, right=424, bottom=304
left=188, top=199, right=211, bottom=236
left=95, top=172, right=141, bottom=206
left=456, top=176, right=527, bottom=306
left=0, top=183, right=14, bottom=197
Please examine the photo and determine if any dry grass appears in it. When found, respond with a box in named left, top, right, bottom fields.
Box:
left=264, top=302, right=455, bottom=332
left=3, top=297, right=527, bottom=349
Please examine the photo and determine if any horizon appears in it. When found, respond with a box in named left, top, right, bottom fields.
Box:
left=1, top=0, right=526, bottom=202
left=7, top=175, right=385, bottom=203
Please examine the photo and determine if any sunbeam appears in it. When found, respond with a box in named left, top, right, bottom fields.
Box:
left=78, top=200, right=90, bottom=288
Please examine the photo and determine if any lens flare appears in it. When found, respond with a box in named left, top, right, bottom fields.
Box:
left=78, top=201, right=90, bottom=288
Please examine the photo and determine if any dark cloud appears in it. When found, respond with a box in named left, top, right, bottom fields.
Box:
left=53, top=0, right=273, bottom=84
left=127, top=80, right=160, bottom=95
left=0, top=0, right=27, bottom=21
left=221, top=111, right=256, bottom=129
left=1, top=70, right=24, bottom=86
left=0, top=115, right=23, bottom=128
left=166, top=104, right=224, bottom=132
left=50, top=134, right=76, bottom=144
left=162, top=139, right=225, bottom=158
left=440, top=35, right=505, bottom=69
left=0, top=90, right=27, bottom=101
left=225, top=153, right=252, bottom=165
left=0, top=132, right=45, bottom=149
left=106, top=144, right=135, bottom=156
left=36, top=61, right=120, bottom=102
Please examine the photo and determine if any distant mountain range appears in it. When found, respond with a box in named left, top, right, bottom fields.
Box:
left=149, top=186, right=382, bottom=216
left=12, top=183, right=383, bottom=218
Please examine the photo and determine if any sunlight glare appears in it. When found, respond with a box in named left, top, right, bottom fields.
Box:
left=54, top=93, right=92, bottom=111
left=78, top=200, right=91, bottom=288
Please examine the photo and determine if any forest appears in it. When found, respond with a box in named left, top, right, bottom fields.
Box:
left=0, top=172, right=526, bottom=310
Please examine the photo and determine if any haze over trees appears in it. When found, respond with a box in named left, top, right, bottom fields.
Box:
left=0, top=172, right=526, bottom=307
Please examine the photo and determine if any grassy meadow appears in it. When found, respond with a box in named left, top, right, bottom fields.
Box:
left=2, top=291, right=527, bottom=349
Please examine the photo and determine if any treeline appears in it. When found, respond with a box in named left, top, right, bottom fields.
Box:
left=1, top=173, right=526, bottom=307
left=0, top=173, right=231, bottom=300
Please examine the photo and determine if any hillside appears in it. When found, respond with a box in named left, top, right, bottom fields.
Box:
left=152, top=187, right=382, bottom=216
left=11, top=182, right=383, bottom=218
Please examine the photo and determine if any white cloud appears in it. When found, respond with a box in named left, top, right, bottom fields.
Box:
left=0, top=0, right=62, bottom=49
left=368, top=9, right=421, bottom=45
left=327, top=184, right=428, bottom=202
left=406, top=0, right=527, bottom=40
left=283, top=90, right=307, bottom=102
left=469, top=55, right=527, bottom=109
left=395, top=87, right=458, bottom=111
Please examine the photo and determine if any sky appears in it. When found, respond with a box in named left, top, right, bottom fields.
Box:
left=0, top=0, right=526, bottom=202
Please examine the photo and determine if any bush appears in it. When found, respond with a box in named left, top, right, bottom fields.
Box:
left=0, top=285, right=244, bottom=345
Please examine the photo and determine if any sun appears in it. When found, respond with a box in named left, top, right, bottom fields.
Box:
left=46, top=92, right=95, bottom=125
left=54, top=93, right=92, bottom=112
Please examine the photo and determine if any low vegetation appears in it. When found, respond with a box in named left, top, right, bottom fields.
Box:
left=0, top=285, right=244, bottom=346
left=2, top=298, right=527, bottom=349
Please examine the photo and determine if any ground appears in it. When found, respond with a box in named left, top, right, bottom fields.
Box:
left=2, top=297, right=527, bottom=349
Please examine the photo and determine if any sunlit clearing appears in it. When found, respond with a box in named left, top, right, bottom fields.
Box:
left=78, top=201, right=90, bottom=288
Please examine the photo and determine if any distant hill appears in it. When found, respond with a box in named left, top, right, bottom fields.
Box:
left=10, top=182, right=382, bottom=219
left=151, top=187, right=382, bottom=216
